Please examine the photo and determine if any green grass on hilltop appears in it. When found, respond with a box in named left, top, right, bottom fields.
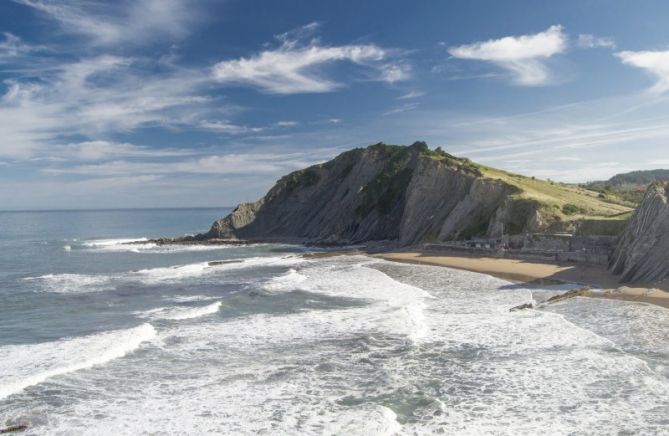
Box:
left=477, top=165, right=633, bottom=222
left=367, top=142, right=633, bottom=224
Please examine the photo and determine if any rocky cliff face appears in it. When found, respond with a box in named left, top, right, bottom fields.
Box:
left=609, top=182, right=669, bottom=283
left=206, top=142, right=549, bottom=246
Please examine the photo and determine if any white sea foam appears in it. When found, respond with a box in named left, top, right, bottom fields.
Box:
left=164, top=294, right=218, bottom=303
left=24, top=273, right=115, bottom=293
left=80, top=237, right=239, bottom=253
left=133, top=262, right=211, bottom=282
left=9, top=255, right=669, bottom=435
left=258, top=257, right=433, bottom=341
left=263, top=268, right=307, bottom=291
left=137, top=301, right=222, bottom=321
left=25, top=256, right=303, bottom=293
left=82, top=238, right=149, bottom=247
left=318, top=405, right=402, bottom=435
left=0, top=324, right=155, bottom=400
left=133, top=256, right=302, bottom=284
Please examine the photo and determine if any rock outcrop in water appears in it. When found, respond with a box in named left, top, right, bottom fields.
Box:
left=610, top=182, right=669, bottom=283
left=205, top=142, right=586, bottom=246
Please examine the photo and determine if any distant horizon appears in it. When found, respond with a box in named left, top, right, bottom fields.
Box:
left=0, top=206, right=234, bottom=213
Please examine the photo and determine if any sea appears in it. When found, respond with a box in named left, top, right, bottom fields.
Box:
left=0, top=208, right=668, bottom=435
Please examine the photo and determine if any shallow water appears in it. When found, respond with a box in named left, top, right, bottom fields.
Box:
left=0, top=209, right=668, bottom=435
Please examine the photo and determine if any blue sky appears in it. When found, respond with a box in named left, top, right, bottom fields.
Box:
left=2, top=0, right=669, bottom=210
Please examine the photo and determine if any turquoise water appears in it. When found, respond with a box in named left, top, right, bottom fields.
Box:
left=0, top=209, right=668, bottom=435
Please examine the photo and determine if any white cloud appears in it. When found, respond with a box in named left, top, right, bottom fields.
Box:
left=212, top=24, right=407, bottom=94
left=449, top=25, right=567, bottom=86
left=616, top=50, right=669, bottom=94
left=383, top=102, right=419, bottom=116
left=199, top=121, right=264, bottom=135
left=14, top=0, right=199, bottom=46
left=213, top=44, right=386, bottom=93
left=379, top=63, right=412, bottom=83
left=577, top=34, right=616, bottom=49
left=54, top=141, right=190, bottom=161
left=398, top=91, right=424, bottom=100
left=43, top=152, right=319, bottom=177
left=0, top=32, right=37, bottom=59
left=0, top=55, right=216, bottom=158
left=275, top=121, right=298, bottom=127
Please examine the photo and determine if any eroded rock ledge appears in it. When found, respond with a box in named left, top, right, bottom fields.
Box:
left=609, top=182, right=669, bottom=283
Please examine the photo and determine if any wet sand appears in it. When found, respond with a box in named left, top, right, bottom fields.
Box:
left=374, top=250, right=669, bottom=309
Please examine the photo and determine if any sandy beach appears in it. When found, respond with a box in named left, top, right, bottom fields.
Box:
left=374, top=250, right=669, bottom=309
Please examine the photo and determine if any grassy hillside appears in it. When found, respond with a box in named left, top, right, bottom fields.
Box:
left=479, top=166, right=631, bottom=219
left=413, top=143, right=633, bottom=232
left=585, top=169, right=669, bottom=206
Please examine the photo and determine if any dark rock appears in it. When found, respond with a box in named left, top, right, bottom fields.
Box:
left=207, top=260, right=243, bottom=266
left=509, top=303, right=534, bottom=311
left=202, top=143, right=548, bottom=247
left=610, top=182, right=669, bottom=283
left=0, top=425, right=28, bottom=434
left=543, top=287, right=591, bottom=305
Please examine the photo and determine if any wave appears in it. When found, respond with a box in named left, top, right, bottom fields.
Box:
left=263, top=268, right=307, bottom=292
left=82, top=238, right=149, bottom=248
left=23, top=273, right=115, bottom=293
left=324, top=405, right=402, bottom=435
left=79, top=237, right=237, bottom=253
left=25, top=256, right=303, bottom=293
left=0, top=324, right=156, bottom=400
left=133, top=262, right=212, bottom=283
left=164, top=295, right=219, bottom=303
left=137, top=301, right=222, bottom=321
left=258, top=258, right=433, bottom=342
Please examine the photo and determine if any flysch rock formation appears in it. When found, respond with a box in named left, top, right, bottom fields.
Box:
left=610, top=182, right=669, bottom=283
left=205, top=142, right=562, bottom=246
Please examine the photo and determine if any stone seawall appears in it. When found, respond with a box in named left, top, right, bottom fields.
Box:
left=424, top=232, right=615, bottom=266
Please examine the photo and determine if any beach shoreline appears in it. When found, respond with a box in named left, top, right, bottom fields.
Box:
left=365, top=249, right=669, bottom=309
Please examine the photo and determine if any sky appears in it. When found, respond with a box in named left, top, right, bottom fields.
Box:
left=1, top=0, right=669, bottom=210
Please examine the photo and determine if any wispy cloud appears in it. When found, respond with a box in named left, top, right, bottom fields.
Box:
left=52, top=141, right=190, bottom=162
left=275, top=121, right=299, bottom=127
left=398, top=90, right=424, bottom=100
left=379, top=63, right=412, bottom=83
left=577, top=34, right=616, bottom=49
left=0, top=32, right=39, bottom=59
left=449, top=25, right=567, bottom=86
left=14, top=0, right=200, bottom=46
left=0, top=55, right=215, bottom=158
left=43, top=150, right=334, bottom=178
left=199, top=121, right=265, bottom=135
left=616, top=50, right=669, bottom=94
left=212, top=23, right=408, bottom=94
left=383, top=102, right=419, bottom=116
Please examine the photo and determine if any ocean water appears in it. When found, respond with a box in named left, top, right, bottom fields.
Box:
left=0, top=209, right=668, bottom=435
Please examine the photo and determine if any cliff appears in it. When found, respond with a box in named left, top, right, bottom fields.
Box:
left=205, top=142, right=630, bottom=247
left=609, top=183, right=669, bottom=283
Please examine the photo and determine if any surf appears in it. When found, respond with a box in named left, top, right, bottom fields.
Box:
left=0, top=324, right=156, bottom=400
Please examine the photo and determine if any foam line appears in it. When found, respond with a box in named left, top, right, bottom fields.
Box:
left=0, top=324, right=156, bottom=400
